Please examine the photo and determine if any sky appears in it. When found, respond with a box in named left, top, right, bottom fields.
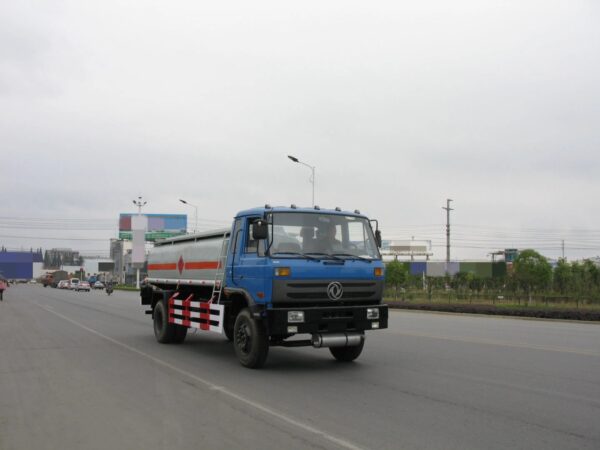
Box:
left=1, top=0, right=599, bottom=261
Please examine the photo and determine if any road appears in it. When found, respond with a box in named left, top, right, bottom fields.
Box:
left=1, top=285, right=599, bottom=450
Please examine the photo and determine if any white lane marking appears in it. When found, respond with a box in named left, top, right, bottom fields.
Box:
left=35, top=304, right=365, bottom=450
left=388, top=330, right=600, bottom=357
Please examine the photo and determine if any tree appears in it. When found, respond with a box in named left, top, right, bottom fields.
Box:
left=385, top=260, right=408, bottom=300
left=553, top=258, right=573, bottom=295
left=513, top=249, right=552, bottom=304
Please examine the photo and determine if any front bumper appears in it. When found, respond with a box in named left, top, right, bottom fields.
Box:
left=267, top=304, right=388, bottom=336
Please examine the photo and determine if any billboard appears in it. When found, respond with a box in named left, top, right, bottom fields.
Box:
left=98, top=262, right=115, bottom=272
left=119, top=214, right=187, bottom=241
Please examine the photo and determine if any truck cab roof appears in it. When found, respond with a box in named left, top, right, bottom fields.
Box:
left=236, top=206, right=368, bottom=219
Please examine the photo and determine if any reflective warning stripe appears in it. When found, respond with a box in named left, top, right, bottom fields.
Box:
left=168, top=294, right=223, bottom=334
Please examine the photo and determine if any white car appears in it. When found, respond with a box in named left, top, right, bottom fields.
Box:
left=69, top=278, right=80, bottom=290
left=76, top=281, right=91, bottom=292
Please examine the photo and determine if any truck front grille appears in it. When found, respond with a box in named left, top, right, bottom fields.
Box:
left=272, top=279, right=383, bottom=306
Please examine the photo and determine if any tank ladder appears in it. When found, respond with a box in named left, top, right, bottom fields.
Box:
left=211, top=234, right=230, bottom=304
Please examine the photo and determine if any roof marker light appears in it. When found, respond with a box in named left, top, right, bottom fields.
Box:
left=291, top=204, right=297, bottom=209
left=314, top=205, right=320, bottom=210
left=335, top=207, right=341, bottom=211
left=354, top=209, right=361, bottom=214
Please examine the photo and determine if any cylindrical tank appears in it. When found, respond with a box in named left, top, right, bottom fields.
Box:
left=147, top=229, right=230, bottom=287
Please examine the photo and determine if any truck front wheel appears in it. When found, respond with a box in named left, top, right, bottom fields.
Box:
left=329, top=339, right=365, bottom=362
left=233, top=308, right=269, bottom=368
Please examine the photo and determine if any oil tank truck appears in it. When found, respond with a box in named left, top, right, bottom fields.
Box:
left=141, top=205, right=388, bottom=368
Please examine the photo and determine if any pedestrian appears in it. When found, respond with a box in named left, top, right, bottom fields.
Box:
left=0, top=277, right=8, bottom=301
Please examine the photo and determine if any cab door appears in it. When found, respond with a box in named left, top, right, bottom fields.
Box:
left=233, top=217, right=268, bottom=303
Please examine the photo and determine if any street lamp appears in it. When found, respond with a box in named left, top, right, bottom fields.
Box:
left=287, top=155, right=315, bottom=206
left=133, top=196, right=147, bottom=214
left=179, top=198, right=198, bottom=233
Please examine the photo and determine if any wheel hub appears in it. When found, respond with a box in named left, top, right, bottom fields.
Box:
left=236, top=323, right=252, bottom=354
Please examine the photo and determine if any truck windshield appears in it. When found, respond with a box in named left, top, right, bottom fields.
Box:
left=267, top=212, right=380, bottom=260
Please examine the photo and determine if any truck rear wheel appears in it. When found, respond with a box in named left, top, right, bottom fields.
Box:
left=233, top=308, right=269, bottom=368
left=153, top=300, right=179, bottom=343
left=329, top=339, right=365, bottom=362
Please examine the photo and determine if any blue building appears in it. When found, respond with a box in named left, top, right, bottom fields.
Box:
left=0, top=250, right=43, bottom=280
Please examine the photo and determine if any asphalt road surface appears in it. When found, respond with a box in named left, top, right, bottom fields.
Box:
left=1, top=285, right=599, bottom=450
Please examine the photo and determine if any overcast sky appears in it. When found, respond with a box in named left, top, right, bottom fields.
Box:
left=1, top=0, right=599, bottom=260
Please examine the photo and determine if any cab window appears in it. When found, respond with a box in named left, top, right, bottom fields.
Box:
left=245, top=218, right=265, bottom=256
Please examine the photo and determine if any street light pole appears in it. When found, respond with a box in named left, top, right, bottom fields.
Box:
left=179, top=199, right=198, bottom=233
left=287, top=155, right=315, bottom=206
left=132, top=196, right=147, bottom=289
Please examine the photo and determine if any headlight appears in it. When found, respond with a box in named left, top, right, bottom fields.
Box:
left=274, top=267, right=291, bottom=277
left=367, top=308, right=379, bottom=319
left=288, top=311, right=304, bottom=323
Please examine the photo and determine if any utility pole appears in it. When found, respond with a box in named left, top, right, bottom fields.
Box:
left=132, top=196, right=147, bottom=289
left=561, top=239, right=565, bottom=260
left=442, top=199, right=453, bottom=264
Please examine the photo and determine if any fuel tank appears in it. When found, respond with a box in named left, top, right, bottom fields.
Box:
left=146, top=228, right=230, bottom=286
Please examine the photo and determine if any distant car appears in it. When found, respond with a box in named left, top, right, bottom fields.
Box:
left=76, top=281, right=91, bottom=292
left=57, top=280, right=70, bottom=289
left=69, top=278, right=80, bottom=290
left=93, top=281, right=105, bottom=290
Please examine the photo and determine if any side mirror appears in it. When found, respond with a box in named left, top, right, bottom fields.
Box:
left=375, top=229, right=382, bottom=248
left=252, top=219, right=268, bottom=240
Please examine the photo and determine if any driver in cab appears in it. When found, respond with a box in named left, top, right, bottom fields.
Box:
left=316, top=223, right=343, bottom=253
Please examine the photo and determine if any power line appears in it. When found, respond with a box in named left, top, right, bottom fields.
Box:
left=0, top=235, right=108, bottom=241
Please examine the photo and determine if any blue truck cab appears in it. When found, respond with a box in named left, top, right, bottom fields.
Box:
left=222, top=205, right=389, bottom=366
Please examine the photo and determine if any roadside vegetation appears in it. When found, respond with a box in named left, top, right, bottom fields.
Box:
left=384, top=250, right=600, bottom=320
left=113, top=284, right=140, bottom=291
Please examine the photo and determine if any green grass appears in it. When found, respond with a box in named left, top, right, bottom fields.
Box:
left=384, top=292, right=600, bottom=311
left=113, top=285, right=140, bottom=292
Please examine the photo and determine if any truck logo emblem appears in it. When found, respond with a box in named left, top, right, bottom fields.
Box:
left=178, top=256, right=184, bottom=274
left=327, top=282, right=343, bottom=300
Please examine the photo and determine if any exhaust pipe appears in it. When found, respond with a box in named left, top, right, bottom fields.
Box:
left=312, top=332, right=364, bottom=348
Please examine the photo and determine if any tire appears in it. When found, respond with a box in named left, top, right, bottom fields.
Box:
left=153, top=300, right=178, bottom=343
left=233, top=308, right=269, bottom=368
left=329, top=339, right=365, bottom=362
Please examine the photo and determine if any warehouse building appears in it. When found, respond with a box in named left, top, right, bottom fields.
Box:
left=0, top=249, right=44, bottom=280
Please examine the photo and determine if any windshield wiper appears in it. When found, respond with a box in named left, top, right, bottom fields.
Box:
left=304, top=252, right=343, bottom=261
left=332, top=253, right=373, bottom=262
left=271, top=251, right=321, bottom=261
